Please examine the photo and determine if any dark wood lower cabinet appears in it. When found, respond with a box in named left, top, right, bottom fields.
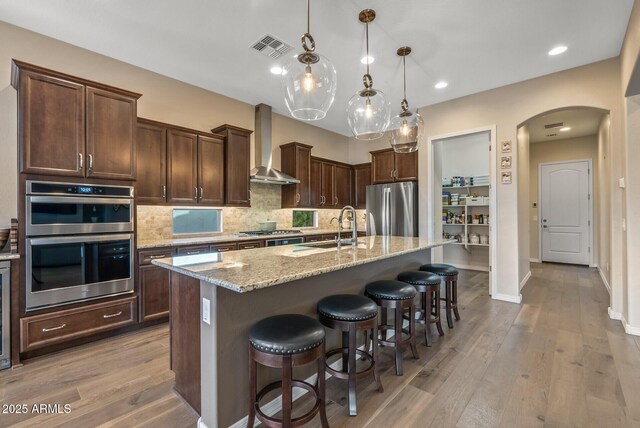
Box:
left=170, top=271, right=201, bottom=414
left=139, top=265, right=170, bottom=322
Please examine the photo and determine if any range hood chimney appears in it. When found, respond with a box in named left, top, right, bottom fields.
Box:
left=251, top=104, right=300, bottom=185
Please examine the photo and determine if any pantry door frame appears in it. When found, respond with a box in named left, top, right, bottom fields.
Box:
left=537, top=158, right=594, bottom=267
left=426, top=125, right=497, bottom=297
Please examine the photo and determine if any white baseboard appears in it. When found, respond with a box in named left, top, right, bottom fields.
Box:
left=519, top=271, right=532, bottom=291
left=529, top=258, right=541, bottom=263
left=598, top=267, right=611, bottom=295
left=622, top=314, right=640, bottom=336
left=492, top=293, right=523, bottom=304
left=608, top=307, right=622, bottom=320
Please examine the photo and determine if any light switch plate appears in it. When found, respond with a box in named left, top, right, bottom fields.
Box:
left=203, top=298, right=211, bottom=324
left=619, top=178, right=625, bottom=188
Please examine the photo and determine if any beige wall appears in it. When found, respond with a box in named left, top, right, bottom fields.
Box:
left=621, top=0, right=640, bottom=95
left=527, top=135, right=599, bottom=262
left=408, top=58, right=624, bottom=303
left=517, top=125, right=530, bottom=286
left=598, top=115, right=612, bottom=288
left=0, top=21, right=349, bottom=225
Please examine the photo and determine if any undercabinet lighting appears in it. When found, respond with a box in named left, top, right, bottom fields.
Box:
left=559, top=126, right=571, bottom=132
left=548, top=45, right=568, bottom=56
left=435, top=81, right=448, bottom=89
left=360, top=55, right=375, bottom=65
left=270, top=66, right=283, bottom=75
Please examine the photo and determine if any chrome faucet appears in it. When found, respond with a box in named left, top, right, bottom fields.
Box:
left=337, top=205, right=357, bottom=248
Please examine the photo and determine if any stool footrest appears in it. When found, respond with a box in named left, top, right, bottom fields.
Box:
left=325, top=347, right=375, bottom=379
left=255, top=379, right=321, bottom=427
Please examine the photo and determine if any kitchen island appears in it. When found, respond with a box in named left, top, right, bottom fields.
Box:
left=153, top=236, right=453, bottom=427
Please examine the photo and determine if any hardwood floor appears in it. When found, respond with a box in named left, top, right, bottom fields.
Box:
left=2, top=263, right=639, bottom=427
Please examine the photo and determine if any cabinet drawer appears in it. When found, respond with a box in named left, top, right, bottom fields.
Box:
left=210, top=243, right=238, bottom=252
left=238, top=241, right=263, bottom=250
left=139, top=248, right=176, bottom=265
left=305, top=235, right=323, bottom=243
left=21, top=297, right=137, bottom=352
left=177, top=245, right=211, bottom=255
left=322, top=234, right=338, bottom=241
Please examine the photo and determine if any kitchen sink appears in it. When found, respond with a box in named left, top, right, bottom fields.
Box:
left=299, top=239, right=362, bottom=249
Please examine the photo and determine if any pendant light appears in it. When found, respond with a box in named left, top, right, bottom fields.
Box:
left=281, top=0, right=337, bottom=121
left=347, top=9, right=390, bottom=140
left=389, top=46, right=424, bottom=153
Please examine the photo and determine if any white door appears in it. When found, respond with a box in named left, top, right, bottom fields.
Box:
left=540, top=160, right=591, bottom=265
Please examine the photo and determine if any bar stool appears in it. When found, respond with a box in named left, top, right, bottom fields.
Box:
left=247, top=314, right=329, bottom=428
left=420, top=263, right=460, bottom=328
left=397, top=271, right=445, bottom=346
left=317, top=294, right=382, bottom=416
left=365, top=280, right=419, bottom=376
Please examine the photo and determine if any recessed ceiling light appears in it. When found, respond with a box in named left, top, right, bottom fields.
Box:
left=270, top=66, right=283, bottom=75
left=548, top=46, right=568, bottom=56
left=435, top=81, right=448, bottom=89
left=360, top=55, right=375, bottom=65
left=559, top=126, right=571, bottom=132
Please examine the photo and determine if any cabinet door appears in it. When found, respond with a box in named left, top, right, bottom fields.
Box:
left=334, top=164, right=352, bottom=207
left=225, top=129, right=251, bottom=206
left=167, top=129, right=198, bottom=204
left=310, top=158, right=323, bottom=207
left=18, top=70, right=85, bottom=176
left=86, top=87, right=137, bottom=180
left=198, top=135, right=225, bottom=205
left=139, top=265, right=170, bottom=322
left=176, top=245, right=211, bottom=255
left=395, top=151, right=418, bottom=181
left=371, top=149, right=395, bottom=184
left=280, top=143, right=312, bottom=208
left=321, top=162, right=336, bottom=207
left=136, top=122, right=167, bottom=204
left=353, top=163, right=371, bottom=209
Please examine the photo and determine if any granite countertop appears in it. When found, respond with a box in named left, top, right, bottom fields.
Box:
left=136, top=228, right=366, bottom=249
left=152, top=236, right=454, bottom=293
left=0, top=252, right=19, bottom=261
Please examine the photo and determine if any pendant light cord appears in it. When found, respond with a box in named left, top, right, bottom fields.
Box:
left=403, top=55, right=407, bottom=100
left=365, top=21, right=370, bottom=76
left=307, top=0, right=310, bottom=34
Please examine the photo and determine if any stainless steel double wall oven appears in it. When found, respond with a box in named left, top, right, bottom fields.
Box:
left=25, top=181, right=135, bottom=311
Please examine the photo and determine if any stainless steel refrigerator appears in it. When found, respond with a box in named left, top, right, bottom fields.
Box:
left=366, top=182, right=418, bottom=237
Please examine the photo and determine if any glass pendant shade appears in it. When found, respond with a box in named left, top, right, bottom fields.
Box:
left=389, top=110, right=423, bottom=152
left=281, top=52, right=337, bottom=121
left=347, top=89, right=391, bottom=140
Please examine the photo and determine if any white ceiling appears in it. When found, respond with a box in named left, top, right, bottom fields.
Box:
left=527, top=108, right=604, bottom=143
left=0, top=0, right=633, bottom=136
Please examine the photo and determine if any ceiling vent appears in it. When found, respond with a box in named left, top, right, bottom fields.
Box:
left=250, top=34, right=294, bottom=59
left=544, top=122, right=564, bottom=129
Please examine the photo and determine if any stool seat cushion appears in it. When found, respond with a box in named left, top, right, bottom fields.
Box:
left=420, top=263, right=459, bottom=276
left=249, top=314, right=325, bottom=354
left=365, top=280, right=417, bottom=301
left=397, top=271, right=441, bottom=286
left=317, top=294, right=378, bottom=321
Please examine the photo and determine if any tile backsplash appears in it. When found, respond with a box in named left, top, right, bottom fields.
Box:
left=137, top=183, right=365, bottom=242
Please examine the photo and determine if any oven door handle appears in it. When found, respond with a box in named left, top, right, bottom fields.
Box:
left=27, top=195, right=133, bottom=205
left=27, top=233, right=134, bottom=246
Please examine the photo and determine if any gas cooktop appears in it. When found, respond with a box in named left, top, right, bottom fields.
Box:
left=240, top=230, right=302, bottom=236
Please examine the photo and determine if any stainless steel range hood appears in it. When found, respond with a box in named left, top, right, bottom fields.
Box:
left=251, top=104, right=300, bottom=185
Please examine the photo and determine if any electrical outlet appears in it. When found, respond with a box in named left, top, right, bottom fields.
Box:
left=619, top=178, right=625, bottom=188
left=203, top=298, right=211, bottom=324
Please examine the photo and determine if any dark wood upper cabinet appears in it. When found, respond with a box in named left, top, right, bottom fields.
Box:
left=395, top=151, right=418, bottom=181
left=14, top=69, right=85, bottom=177
left=167, top=129, right=198, bottom=205
left=136, top=120, right=167, bottom=204
left=371, top=148, right=418, bottom=184
left=280, top=142, right=312, bottom=208
left=334, top=164, right=352, bottom=207
left=198, top=135, right=225, bottom=205
left=212, top=125, right=253, bottom=207
left=86, top=87, right=137, bottom=180
left=310, top=158, right=322, bottom=207
left=352, top=163, right=371, bottom=209
left=371, top=149, right=396, bottom=184
left=321, top=161, right=336, bottom=207
left=11, top=60, right=141, bottom=180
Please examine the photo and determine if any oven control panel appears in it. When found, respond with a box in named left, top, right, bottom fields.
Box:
left=27, top=181, right=133, bottom=198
